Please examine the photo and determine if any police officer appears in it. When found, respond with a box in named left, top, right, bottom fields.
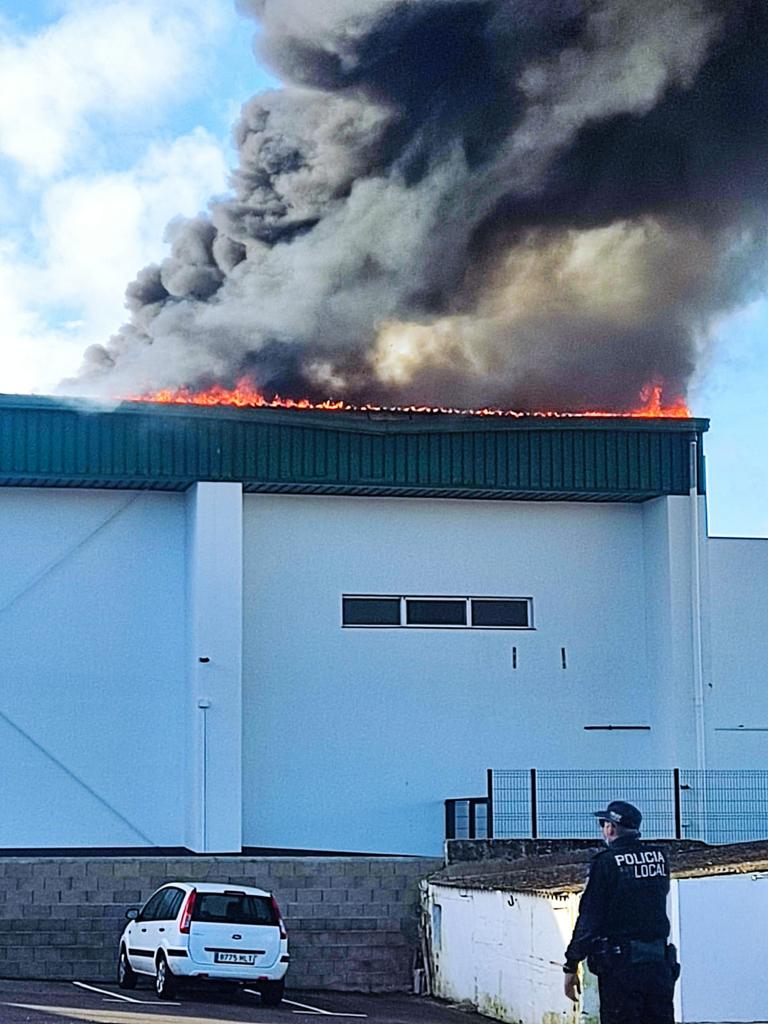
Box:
left=563, top=800, right=678, bottom=1024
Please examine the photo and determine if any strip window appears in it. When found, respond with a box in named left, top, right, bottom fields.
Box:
left=407, top=599, right=467, bottom=626
left=342, top=596, right=533, bottom=629
left=472, top=599, right=530, bottom=628
left=342, top=597, right=400, bottom=626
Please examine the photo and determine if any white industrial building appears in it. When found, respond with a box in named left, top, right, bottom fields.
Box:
left=1, top=393, right=767, bottom=856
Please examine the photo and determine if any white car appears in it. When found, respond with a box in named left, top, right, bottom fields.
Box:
left=117, top=882, right=289, bottom=1002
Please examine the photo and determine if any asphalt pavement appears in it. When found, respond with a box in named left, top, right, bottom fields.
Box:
left=0, top=980, right=487, bottom=1024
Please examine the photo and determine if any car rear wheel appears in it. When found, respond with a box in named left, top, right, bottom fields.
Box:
left=117, top=948, right=137, bottom=990
left=155, top=954, right=177, bottom=1000
left=260, top=978, right=285, bottom=1006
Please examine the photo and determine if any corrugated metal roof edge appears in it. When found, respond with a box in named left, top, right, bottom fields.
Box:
left=0, top=393, right=710, bottom=435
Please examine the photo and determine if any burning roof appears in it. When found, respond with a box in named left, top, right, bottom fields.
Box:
left=0, top=393, right=707, bottom=500
left=68, top=2, right=768, bottom=415
left=128, top=380, right=691, bottom=419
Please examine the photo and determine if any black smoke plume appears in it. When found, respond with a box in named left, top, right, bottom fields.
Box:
left=75, top=0, right=768, bottom=410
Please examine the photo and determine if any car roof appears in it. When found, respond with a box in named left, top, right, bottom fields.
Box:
left=156, top=881, right=272, bottom=898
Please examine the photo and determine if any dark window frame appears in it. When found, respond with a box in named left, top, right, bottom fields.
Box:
left=471, top=598, right=532, bottom=629
left=406, top=598, right=467, bottom=627
left=342, top=595, right=534, bottom=630
left=344, top=598, right=403, bottom=626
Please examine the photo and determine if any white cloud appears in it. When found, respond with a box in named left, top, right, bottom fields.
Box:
left=0, top=128, right=230, bottom=394
left=0, top=0, right=227, bottom=178
left=0, top=0, right=243, bottom=395
left=37, top=128, right=229, bottom=328
left=0, top=239, right=81, bottom=394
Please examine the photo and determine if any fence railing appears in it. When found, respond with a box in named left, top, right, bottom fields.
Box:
left=445, top=769, right=768, bottom=844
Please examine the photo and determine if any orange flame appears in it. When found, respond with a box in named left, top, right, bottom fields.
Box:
left=582, top=384, right=691, bottom=420
left=131, top=381, right=347, bottom=411
left=127, top=379, right=691, bottom=419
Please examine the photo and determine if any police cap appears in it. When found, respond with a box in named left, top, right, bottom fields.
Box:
left=593, top=800, right=642, bottom=829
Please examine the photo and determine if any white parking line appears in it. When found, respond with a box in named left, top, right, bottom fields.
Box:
left=73, top=981, right=144, bottom=1004
left=8, top=1006, right=270, bottom=1024
left=245, top=993, right=365, bottom=1018
left=283, top=997, right=335, bottom=1016
left=73, top=980, right=180, bottom=1006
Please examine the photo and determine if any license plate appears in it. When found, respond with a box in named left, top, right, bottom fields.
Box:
left=214, top=952, right=256, bottom=965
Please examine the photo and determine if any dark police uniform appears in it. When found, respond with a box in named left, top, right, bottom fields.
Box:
left=564, top=802, right=678, bottom=1024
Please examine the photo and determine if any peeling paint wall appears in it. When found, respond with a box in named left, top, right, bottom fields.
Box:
left=424, top=883, right=589, bottom=1024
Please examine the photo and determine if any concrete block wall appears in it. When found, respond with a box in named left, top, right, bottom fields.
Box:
left=0, top=855, right=441, bottom=991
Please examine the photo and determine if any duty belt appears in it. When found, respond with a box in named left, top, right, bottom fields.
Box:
left=606, top=938, right=667, bottom=963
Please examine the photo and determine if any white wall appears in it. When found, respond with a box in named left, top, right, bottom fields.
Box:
left=427, top=875, right=766, bottom=1024
left=242, top=494, right=667, bottom=855
left=6, top=481, right=765, bottom=854
left=707, top=538, right=768, bottom=767
left=185, top=482, right=243, bottom=852
left=675, top=872, right=768, bottom=1023
left=426, top=883, right=587, bottom=1024
left=0, top=489, right=187, bottom=847
left=642, top=496, right=702, bottom=768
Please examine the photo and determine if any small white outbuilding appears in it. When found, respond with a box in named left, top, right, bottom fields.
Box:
left=423, top=844, right=768, bottom=1024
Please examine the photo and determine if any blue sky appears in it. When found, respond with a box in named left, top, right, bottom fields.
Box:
left=0, top=0, right=764, bottom=538
left=0, top=0, right=273, bottom=396
left=692, top=300, right=768, bottom=538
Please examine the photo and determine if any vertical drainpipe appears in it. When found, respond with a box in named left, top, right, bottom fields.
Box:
left=198, top=698, right=211, bottom=849
left=689, top=439, right=707, bottom=778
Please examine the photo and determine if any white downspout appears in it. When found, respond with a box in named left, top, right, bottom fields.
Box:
left=198, top=698, right=211, bottom=850
left=689, top=440, right=706, bottom=771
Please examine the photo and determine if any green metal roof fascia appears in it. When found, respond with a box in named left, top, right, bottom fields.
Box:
left=0, top=394, right=709, bottom=499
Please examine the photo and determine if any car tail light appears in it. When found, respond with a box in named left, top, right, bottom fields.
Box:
left=271, top=896, right=287, bottom=939
left=179, top=889, right=197, bottom=934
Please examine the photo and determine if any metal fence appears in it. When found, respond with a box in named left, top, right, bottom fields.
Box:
left=677, top=770, right=768, bottom=844
left=446, top=769, right=768, bottom=844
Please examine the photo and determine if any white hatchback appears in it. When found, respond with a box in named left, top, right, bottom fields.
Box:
left=117, top=882, right=289, bottom=1002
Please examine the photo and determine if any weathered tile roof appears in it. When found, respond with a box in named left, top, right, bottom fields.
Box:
left=432, top=840, right=768, bottom=894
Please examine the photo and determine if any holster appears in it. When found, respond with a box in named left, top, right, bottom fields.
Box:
left=666, top=942, right=681, bottom=982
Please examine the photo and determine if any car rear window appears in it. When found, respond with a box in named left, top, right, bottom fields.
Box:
left=192, top=892, right=277, bottom=926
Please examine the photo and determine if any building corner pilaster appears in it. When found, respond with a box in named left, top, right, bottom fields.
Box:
left=184, top=482, right=243, bottom=852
